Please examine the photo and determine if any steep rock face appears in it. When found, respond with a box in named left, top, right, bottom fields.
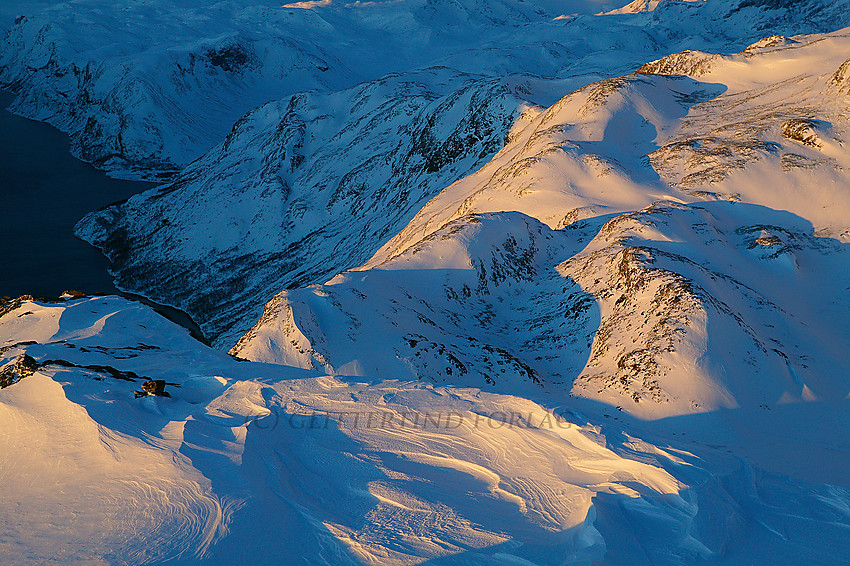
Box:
left=12, top=6, right=849, bottom=363
left=366, top=72, right=721, bottom=268
left=77, top=70, right=528, bottom=347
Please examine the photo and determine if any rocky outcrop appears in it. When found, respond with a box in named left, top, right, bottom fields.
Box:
left=637, top=50, right=719, bottom=77
left=743, top=34, right=797, bottom=54
left=828, top=58, right=850, bottom=95
left=781, top=118, right=824, bottom=148
left=135, top=379, right=170, bottom=398
left=0, top=354, right=38, bottom=388
left=230, top=213, right=593, bottom=392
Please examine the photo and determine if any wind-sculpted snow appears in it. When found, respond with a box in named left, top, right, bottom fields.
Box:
left=1, top=378, right=239, bottom=564
left=3, top=296, right=850, bottom=564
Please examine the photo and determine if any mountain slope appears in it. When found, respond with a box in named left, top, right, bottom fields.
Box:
left=76, top=70, right=530, bottom=346
left=232, top=28, right=850, bottom=417
left=66, top=11, right=850, bottom=345
left=3, top=0, right=850, bottom=180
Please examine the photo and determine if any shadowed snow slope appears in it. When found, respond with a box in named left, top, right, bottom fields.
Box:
left=76, top=69, right=529, bottom=347
left=3, top=296, right=850, bottom=564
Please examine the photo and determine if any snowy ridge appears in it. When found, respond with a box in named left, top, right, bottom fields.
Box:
left=604, top=0, right=702, bottom=16
left=4, top=0, right=850, bottom=181
left=232, top=199, right=850, bottom=418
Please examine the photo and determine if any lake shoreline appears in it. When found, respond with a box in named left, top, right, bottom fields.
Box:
left=0, top=89, right=209, bottom=345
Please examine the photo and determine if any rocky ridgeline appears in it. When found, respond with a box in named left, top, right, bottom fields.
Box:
left=0, top=353, right=38, bottom=388
left=637, top=50, right=719, bottom=77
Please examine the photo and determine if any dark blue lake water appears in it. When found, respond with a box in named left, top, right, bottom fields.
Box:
left=0, top=91, right=210, bottom=342
left=0, top=89, right=155, bottom=297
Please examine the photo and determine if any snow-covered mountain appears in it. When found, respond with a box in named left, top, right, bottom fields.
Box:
left=58, top=1, right=850, bottom=347
left=3, top=1, right=850, bottom=564
left=76, top=69, right=530, bottom=347
left=231, top=29, right=848, bottom=418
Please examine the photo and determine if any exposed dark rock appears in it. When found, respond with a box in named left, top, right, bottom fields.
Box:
left=141, top=379, right=168, bottom=396
left=743, top=35, right=794, bottom=54
left=61, top=290, right=87, bottom=298
left=781, top=118, right=823, bottom=148
left=203, top=44, right=257, bottom=73
left=828, top=59, right=850, bottom=95
left=78, top=75, right=522, bottom=348
left=637, top=51, right=718, bottom=77
left=0, top=354, right=39, bottom=388
left=1, top=295, right=36, bottom=319
left=39, top=359, right=148, bottom=382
